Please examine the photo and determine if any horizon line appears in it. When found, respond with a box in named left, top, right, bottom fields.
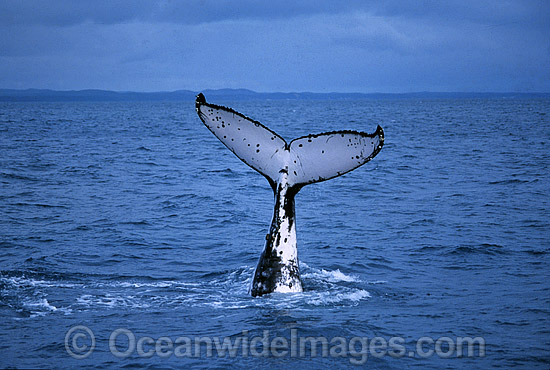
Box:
left=1, top=88, right=549, bottom=102
left=1, top=87, right=550, bottom=95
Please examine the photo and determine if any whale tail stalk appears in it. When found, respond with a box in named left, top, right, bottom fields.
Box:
left=195, top=93, right=384, bottom=296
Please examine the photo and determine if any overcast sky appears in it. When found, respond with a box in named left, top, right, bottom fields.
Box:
left=0, top=0, right=548, bottom=92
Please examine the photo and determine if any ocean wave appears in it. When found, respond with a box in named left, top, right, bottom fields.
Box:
left=301, top=268, right=359, bottom=283
left=0, top=276, right=82, bottom=288
left=305, top=289, right=371, bottom=306
left=23, top=298, right=60, bottom=318
left=1, top=263, right=372, bottom=318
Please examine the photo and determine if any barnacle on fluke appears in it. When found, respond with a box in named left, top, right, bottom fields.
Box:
left=196, top=93, right=384, bottom=297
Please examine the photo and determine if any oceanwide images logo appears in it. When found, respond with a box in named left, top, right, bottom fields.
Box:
left=65, top=326, right=485, bottom=365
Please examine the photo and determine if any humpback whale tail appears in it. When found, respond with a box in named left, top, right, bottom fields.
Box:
left=195, top=93, right=384, bottom=296
left=195, top=93, right=384, bottom=190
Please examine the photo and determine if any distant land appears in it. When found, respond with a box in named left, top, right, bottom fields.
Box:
left=0, top=88, right=549, bottom=102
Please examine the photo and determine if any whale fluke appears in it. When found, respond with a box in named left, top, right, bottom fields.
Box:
left=287, top=128, right=384, bottom=186
left=196, top=93, right=287, bottom=190
left=196, top=93, right=384, bottom=296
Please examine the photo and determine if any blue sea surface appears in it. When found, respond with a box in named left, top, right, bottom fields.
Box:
left=0, top=98, right=549, bottom=369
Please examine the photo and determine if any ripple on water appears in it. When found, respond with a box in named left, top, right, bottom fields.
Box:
left=0, top=263, right=373, bottom=318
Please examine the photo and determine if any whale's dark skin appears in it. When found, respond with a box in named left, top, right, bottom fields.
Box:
left=195, top=93, right=384, bottom=296
left=250, top=178, right=302, bottom=296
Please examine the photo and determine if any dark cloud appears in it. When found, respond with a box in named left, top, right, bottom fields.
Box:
left=0, top=0, right=366, bottom=26
left=370, top=0, right=550, bottom=25
left=0, top=1, right=548, bottom=92
left=3, top=0, right=548, bottom=27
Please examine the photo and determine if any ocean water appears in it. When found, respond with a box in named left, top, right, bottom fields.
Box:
left=0, top=98, right=549, bottom=369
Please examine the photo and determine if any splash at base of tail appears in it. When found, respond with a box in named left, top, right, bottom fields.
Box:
left=195, top=93, right=384, bottom=297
